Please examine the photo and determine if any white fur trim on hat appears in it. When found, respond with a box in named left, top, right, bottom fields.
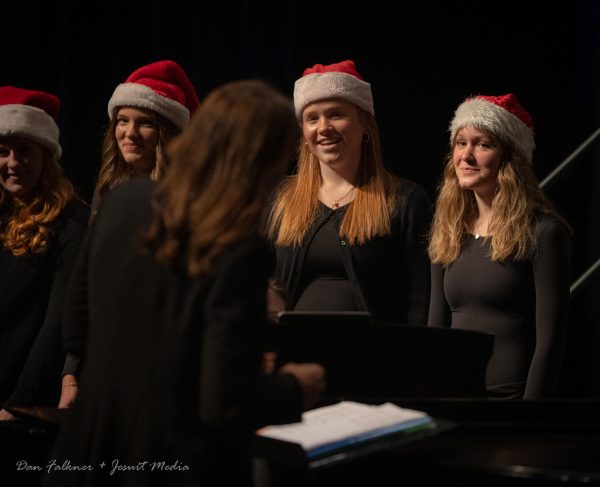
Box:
left=293, top=72, right=374, bottom=119
left=107, top=83, right=190, bottom=129
left=0, top=104, right=61, bottom=159
left=450, top=98, right=535, bottom=163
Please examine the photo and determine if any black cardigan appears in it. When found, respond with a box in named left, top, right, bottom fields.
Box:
left=0, top=200, right=88, bottom=407
left=272, top=177, right=432, bottom=325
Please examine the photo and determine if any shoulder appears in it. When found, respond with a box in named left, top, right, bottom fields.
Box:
left=211, top=235, right=274, bottom=280
left=534, top=213, right=570, bottom=242
left=59, top=198, right=89, bottom=227
left=533, top=213, right=571, bottom=260
left=388, top=175, right=431, bottom=214
left=224, top=236, right=273, bottom=266
left=53, top=199, right=89, bottom=241
left=392, top=176, right=430, bottom=201
left=269, top=176, right=297, bottom=204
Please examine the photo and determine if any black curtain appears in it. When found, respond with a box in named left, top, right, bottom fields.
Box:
left=4, top=0, right=600, bottom=397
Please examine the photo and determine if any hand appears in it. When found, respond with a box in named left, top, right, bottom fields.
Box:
left=279, top=362, right=326, bottom=410
left=262, top=351, right=277, bottom=375
left=0, top=409, right=16, bottom=421
left=266, top=284, right=287, bottom=323
left=58, top=374, right=79, bottom=409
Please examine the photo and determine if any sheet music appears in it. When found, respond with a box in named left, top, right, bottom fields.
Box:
left=257, top=401, right=431, bottom=452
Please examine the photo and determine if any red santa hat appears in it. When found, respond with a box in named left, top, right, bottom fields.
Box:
left=107, top=60, right=200, bottom=130
left=0, top=86, right=62, bottom=159
left=293, top=60, right=374, bottom=119
left=450, top=94, right=535, bottom=163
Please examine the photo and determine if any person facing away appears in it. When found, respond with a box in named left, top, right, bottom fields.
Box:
left=0, top=87, right=88, bottom=419
left=266, top=60, right=431, bottom=325
left=89, top=59, right=199, bottom=220
left=58, top=59, right=200, bottom=408
left=46, top=80, right=325, bottom=487
left=427, top=94, right=571, bottom=400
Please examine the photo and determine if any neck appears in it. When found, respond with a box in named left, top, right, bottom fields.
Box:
left=11, top=192, right=36, bottom=206
left=474, top=184, right=496, bottom=208
left=472, top=191, right=494, bottom=237
left=319, top=161, right=358, bottom=189
left=474, top=191, right=493, bottom=220
left=132, top=166, right=152, bottom=177
left=318, top=165, right=357, bottom=209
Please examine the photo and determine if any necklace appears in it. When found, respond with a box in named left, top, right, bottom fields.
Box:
left=323, top=185, right=355, bottom=209
left=473, top=221, right=489, bottom=239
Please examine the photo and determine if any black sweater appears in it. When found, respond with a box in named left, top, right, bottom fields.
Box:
left=272, top=178, right=432, bottom=325
left=0, top=200, right=88, bottom=407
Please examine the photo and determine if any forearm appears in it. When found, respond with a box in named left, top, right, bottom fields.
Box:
left=427, top=263, right=451, bottom=327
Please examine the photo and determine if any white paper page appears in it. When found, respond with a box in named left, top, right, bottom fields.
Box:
left=257, top=401, right=429, bottom=451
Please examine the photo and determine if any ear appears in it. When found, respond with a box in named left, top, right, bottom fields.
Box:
left=356, top=108, right=367, bottom=131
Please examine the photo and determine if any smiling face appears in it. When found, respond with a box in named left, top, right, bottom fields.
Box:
left=453, top=126, right=503, bottom=200
left=0, top=136, right=46, bottom=197
left=114, top=107, right=159, bottom=174
left=301, top=99, right=365, bottom=169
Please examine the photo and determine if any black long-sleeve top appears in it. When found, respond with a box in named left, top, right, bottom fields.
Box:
left=272, top=178, right=432, bottom=325
left=0, top=200, right=88, bottom=407
left=428, top=215, right=571, bottom=399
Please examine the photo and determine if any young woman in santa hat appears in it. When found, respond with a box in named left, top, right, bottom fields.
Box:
left=266, top=60, right=431, bottom=325
left=90, top=59, right=200, bottom=220
left=428, top=94, right=571, bottom=399
left=58, top=60, right=200, bottom=408
left=0, top=86, right=88, bottom=419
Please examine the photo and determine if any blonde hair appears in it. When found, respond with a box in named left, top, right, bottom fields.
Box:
left=144, top=80, right=299, bottom=277
left=94, top=109, right=180, bottom=200
left=267, top=111, right=400, bottom=246
left=429, top=134, right=563, bottom=265
left=0, top=151, right=75, bottom=256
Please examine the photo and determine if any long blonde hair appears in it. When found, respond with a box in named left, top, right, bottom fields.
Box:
left=144, top=80, right=299, bottom=277
left=0, top=151, right=75, bottom=256
left=429, top=135, right=563, bottom=265
left=267, top=111, right=400, bottom=246
left=94, top=110, right=180, bottom=200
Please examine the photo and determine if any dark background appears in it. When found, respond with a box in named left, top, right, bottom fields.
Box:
left=4, top=0, right=599, bottom=397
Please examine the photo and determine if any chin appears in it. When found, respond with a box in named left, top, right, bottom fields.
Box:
left=9, top=187, right=33, bottom=197
left=458, top=177, right=481, bottom=188
left=122, top=154, right=141, bottom=164
left=321, top=154, right=344, bottom=165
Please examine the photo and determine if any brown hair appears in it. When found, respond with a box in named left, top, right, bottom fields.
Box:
left=428, top=133, right=565, bottom=265
left=94, top=110, right=180, bottom=200
left=144, top=80, right=299, bottom=276
left=267, top=110, right=400, bottom=246
left=0, top=150, right=75, bottom=255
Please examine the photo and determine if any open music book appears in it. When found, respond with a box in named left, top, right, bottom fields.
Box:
left=256, top=401, right=435, bottom=460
